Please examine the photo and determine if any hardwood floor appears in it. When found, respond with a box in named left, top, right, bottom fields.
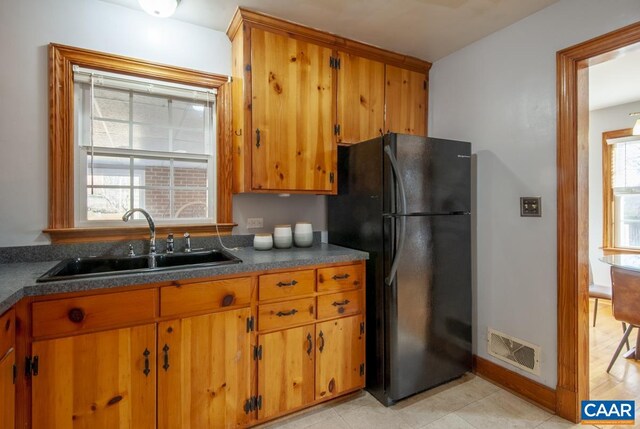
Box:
left=589, top=298, right=640, bottom=429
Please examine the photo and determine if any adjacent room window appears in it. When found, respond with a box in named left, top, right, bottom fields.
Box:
left=603, top=130, right=640, bottom=250
left=73, top=67, right=217, bottom=226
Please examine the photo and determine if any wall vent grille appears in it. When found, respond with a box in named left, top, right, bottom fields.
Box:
left=487, top=328, right=541, bottom=375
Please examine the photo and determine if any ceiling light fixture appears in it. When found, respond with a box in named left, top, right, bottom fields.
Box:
left=631, top=112, right=640, bottom=136
left=138, top=0, right=181, bottom=18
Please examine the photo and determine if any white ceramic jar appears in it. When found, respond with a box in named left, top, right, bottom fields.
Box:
left=253, top=233, right=273, bottom=251
left=294, top=222, right=313, bottom=247
left=273, top=225, right=293, bottom=249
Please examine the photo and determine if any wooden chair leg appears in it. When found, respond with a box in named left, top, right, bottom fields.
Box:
left=622, top=322, right=630, bottom=351
left=593, top=298, right=598, bottom=327
left=607, top=324, right=635, bottom=373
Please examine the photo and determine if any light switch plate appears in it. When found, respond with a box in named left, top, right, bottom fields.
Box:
left=246, top=218, right=264, bottom=229
left=520, top=197, right=541, bottom=217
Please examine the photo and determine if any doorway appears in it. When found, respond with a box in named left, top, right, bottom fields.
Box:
left=557, top=21, right=640, bottom=422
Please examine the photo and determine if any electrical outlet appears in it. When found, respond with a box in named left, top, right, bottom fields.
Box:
left=246, top=218, right=264, bottom=229
left=520, top=197, right=541, bottom=217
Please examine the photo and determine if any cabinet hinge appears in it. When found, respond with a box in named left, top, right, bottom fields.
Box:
left=253, top=345, right=263, bottom=360
left=334, top=124, right=341, bottom=135
left=360, top=363, right=365, bottom=376
left=12, top=364, right=16, bottom=384
left=336, top=58, right=341, bottom=69
left=25, top=356, right=39, bottom=377
left=246, top=316, right=255, bottom=332
left=330, top=56, right=335, bottom=69
left=329, top=172, right=335, bottom=184
left=245, top=64, right=251, bottom=72
left=360, top=322, right=365, bottom=335
left=243, top=395, right=263, bottom=414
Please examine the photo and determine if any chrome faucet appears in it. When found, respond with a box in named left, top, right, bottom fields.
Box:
left=122, top=208, right=157, bottom=267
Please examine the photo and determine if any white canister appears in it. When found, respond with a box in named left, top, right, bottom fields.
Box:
left=294, top=222, right=313, bottom=247
left=253, top=233, right=273, bottom=251
left=273, top=224, right=293, bottom=249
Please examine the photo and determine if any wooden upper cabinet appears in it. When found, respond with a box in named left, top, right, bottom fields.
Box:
left=385, top=65, right=428, bottom=136
left=32, top=324, right=157, bottom=429
left=157, top=308, right=252, bottom=429
left=336, top=53, right=385, bottom=144
left=251, top=28, right=335, bottom=192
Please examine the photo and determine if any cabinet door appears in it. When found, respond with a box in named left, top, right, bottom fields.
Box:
left=316, top=315, right=364, bottom=400
left=251, top=28, right=335, bottom=192
left=336, top=53, right=384, bottom=144
left=0, top=350, right=14, bottom=429
left=158, top=308, right=252, bottom=429
left=32, top=324, right=156, bottom=429
left=258, top=325, right=315, bottom=420
left=385, top=65, right=427, bottom=136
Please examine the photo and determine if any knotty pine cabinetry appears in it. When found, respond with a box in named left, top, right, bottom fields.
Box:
left=228, top=8, right=431, bottom=194
left=16, top=260, right=365, bottom=428
left=0, top=309, right=15, bottom=429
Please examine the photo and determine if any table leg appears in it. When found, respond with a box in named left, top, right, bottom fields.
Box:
left=623, top=326, right=638, bottom=360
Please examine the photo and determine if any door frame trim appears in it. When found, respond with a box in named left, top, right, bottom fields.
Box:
left=556, top=21, right=640, bottom=422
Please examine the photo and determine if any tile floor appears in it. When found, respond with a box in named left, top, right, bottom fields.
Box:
left=257, top=374, right=586, bottom=429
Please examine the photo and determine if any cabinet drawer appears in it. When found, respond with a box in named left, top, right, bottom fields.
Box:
left=32, top=289, right=156, bottom=338
left=317, top=290, right=362, bottom=320
left=259, top=270, right=315, bottom=301
left=0, top=309, right=15, bottom=358
left=161, top=277, right=251, bottom=317
left=317, top=264, right=362, bottom=292
left=259, top=298, right=315, bottom=331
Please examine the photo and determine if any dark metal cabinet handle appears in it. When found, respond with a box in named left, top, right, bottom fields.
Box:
left=221, top=294, right=235, bottom=307
left=68, top=308, right=85, bottom=323
left=306, top=333, right=313, bottom=356
left=276, top=280, right=298, bottom=287
left=332, top=274, right=350, bottom=281
left=276, top=309, right=298, bottom=317
left=256, top=128, right=261, bottom=148
left=331, top=300, right=350, bottom=307
left=162, top=344, right=170, bottom=371
left=143, top=349, right=151, bottom=377
left=319, top=331, right=325, bottom=352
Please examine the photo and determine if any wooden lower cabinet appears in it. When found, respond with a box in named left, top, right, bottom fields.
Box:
left=316, top=315, right=365, bottom=400
left=257, top=325, right=315, bottom=420
left=31, top=324, right=157, bottom=429
left=158, top=308, right=252, bottom=429
left=0, top=350, right=15, bottom=429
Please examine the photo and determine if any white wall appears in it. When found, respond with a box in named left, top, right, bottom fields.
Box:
left=0, top=0, right=327, bottom=247
left=429, top=0, right=640, bottom=387
left=588, top=101, right=640, bottom=287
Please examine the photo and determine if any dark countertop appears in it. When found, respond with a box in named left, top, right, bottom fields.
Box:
left=0, top=243, right=368, bottom=315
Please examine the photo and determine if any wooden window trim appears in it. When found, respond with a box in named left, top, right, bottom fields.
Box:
left=46, top=43, right=235, bottom=243
left=602, top=128, right=634, bottom=251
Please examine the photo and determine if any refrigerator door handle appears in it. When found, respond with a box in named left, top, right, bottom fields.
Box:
left=384, top=146, right=407, bottom=286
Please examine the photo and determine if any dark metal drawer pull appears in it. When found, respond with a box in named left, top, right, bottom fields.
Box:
left=68, top=308, right=85, bottom=323
left=256, top=128, right=261, bottom=148
left=306, top=333, right=313, bottom=355
left=332, top=273, right=350, bottom=280
left=319, top=331, right=325, bottom=352
left=276, top=309, right=298, bottom=317
left=162, top=344, right=170, bottom=371
left=331, top=300, right=350, bottom=306
left=276, top=280, right=298, bottom=287
left=143, top=348, right=151, bottom=377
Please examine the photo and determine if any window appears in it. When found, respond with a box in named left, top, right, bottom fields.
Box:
left=73, top=68, right=216, bottom=225
left=47, top=44, right=232, bottom=243
left=603, top=128, right=640, bottom=250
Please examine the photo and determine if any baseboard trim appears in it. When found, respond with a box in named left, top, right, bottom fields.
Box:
left=473, top=355, right=557, bottom=413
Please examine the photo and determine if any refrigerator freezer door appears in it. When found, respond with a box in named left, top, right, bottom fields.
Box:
left=390, top=135, right=471, bottom=214
left=385, top=213, right=471, bottom=402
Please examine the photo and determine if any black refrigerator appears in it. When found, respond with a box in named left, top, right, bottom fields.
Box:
left=327, top=133, right=472, bottom=406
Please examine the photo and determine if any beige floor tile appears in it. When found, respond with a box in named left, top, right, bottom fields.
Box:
left=418, top=413, right=476, bottom=429
left=536, top=415, right=598, bottom=428
left=456, top=390, right=552, bottom=429
left=255, top=407, right=338, bottom=429
left=339, top=402, right=412, bottom=429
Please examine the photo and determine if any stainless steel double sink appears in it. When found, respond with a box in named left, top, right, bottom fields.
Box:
left=37, top=249, right=242, bottom=282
